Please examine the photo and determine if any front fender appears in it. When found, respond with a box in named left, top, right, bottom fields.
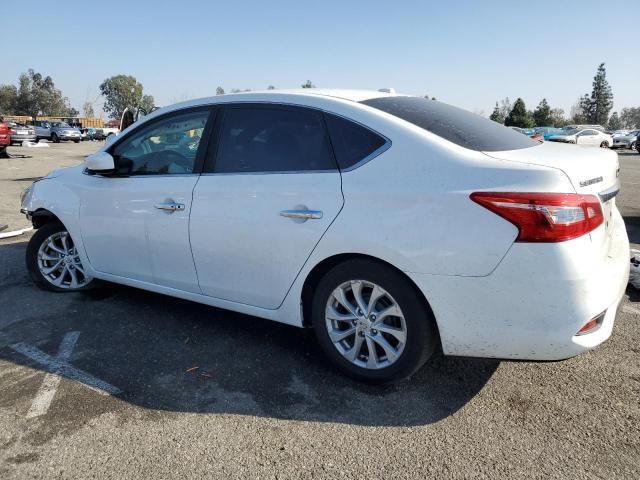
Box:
left=22, top=175, right=96, bottom=277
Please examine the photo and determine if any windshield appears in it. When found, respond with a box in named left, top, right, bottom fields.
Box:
left=360, top=96, right=538, bottom=151
left=55, top=122, right=71, bottom=128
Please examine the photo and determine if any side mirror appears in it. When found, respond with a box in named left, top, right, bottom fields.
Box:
left=86, top=151, right=115, bottom=173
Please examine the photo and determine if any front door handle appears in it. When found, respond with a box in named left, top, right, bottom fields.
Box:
left=154, top=202, right=185, bottom=212
left=279, top=209, right=323, bottom=220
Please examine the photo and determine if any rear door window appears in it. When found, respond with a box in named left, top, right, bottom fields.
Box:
left=361, top=96, right=538, bottom=152
left=211, top=105, right=336, bottom=173
left=324, top=113, right=388, bottom=170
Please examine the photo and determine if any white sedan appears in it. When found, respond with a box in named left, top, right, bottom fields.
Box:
left=20, top=90, right=629, bottom=383
left=548, top=128, right=613, bottom=148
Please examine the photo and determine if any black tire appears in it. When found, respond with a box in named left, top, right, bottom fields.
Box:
left=631, top=141, right=636, bottom=151
left=51, top=132, right=60, bottom=143
left=26, top=222, right=96, bottom=292
left=600, top=141, right=609, bottom=148
left=311, top=259, right=437, bottom=383
left=73, top=140, right=80, bottom=143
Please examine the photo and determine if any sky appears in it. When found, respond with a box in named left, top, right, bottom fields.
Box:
left=3, top=0, right=639, bottom=118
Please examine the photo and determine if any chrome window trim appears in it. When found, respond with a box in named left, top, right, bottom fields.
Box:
left=200, top=170, right=339, bottom=177
left=338, top=140, right=391, bottom=173
left=82, top=169, right=200, bottom=178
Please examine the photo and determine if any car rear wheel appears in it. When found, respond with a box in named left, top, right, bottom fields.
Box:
left=600, top=141, right=609, bottom=148
left=26, top=222, right=95, bottom=292
left=312, top=259, right=437, bottom=383
left=631, top=141, right=636, bottom=150
left=50, top=132, right=59, bottom=143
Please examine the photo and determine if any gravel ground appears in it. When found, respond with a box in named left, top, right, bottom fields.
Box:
left=0, top=143, right=639, bottom=479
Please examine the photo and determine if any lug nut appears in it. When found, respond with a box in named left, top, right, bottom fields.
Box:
left=372, top=329, right=378, bottom=335
left=369, top=314, right=376, bottom=321
left=357, top=309, right=363, bottom=316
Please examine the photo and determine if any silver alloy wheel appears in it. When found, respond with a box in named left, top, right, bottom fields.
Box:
left=325, top=280, right=407, bottom=370
left=37, top=231, right=91, bottom=289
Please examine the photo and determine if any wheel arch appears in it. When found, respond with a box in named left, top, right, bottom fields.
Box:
left=30, top=208, right=63, bottom=229
left=300, top=253, right=439, bottom=334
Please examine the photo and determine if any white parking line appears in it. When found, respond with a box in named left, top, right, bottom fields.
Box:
left=10, top=332, right=121, bottom=418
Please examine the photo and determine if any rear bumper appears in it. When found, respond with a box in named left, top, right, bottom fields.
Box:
left=11, top=135, right=36, bottom=143
left=407, top=207, right=629, bottom=360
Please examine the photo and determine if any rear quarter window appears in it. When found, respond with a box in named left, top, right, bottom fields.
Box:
left=360, top=96, right=538, bottom=152
left=324, top=113, right=388, bottom=170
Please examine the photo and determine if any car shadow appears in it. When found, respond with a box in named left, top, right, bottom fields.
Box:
left=0, top=240, right=498, bottom=427
left=625, top=216, right=640, bottom=245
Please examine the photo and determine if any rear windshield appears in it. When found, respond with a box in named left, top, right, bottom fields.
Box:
left=360, top=96, right=538, bottom=152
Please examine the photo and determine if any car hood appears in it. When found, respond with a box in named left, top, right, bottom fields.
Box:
left=483, top=141, right=619, bottom=195
left=41, top=164, right=85, bottom=180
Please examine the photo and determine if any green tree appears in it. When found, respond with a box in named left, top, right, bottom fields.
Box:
left=608, top=112, right=622, bottom=130
left=14, top=69, right=71, bottom=119
left=587, top=63, right=613, bottom=125
left=505, top=98, right=534, bottom=128
left=533, top=98, right=552, bottom=126
left=82, top=102, right=95, bottom=117
left=99, top=75, right=153, bottom=119
left=489, top=102, right=504, bottom=123
left=216, top=86, right=225, bottom=95
left=620, top=107, right=640, bottom=128
left=0, top=84, right=17, bottom=114
left=549, top=108, right=567, bottom=127
left=301, top=80, right=315, bottom=88
left=141, top=94, right=155, bottom=113
left=571, top=95, right=591, bottom=124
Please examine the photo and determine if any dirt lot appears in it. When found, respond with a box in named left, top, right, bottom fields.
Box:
left=0, top=142, right=639, bottom=479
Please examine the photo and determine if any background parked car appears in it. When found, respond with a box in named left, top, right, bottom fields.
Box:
left=80, top=127, right=107, bottom=141
left=611, top=129, right=630, bottom=138
left=0, top=119, right=10, bottom=154
left=29, top=120, right=52, bottom=142
left=49, top=122, right=82, bottom=143
left=611, top=130, right=639, bottom=150
left=548, top=128, right=612, bottom=147
left=6, top=121, right=36, bottom=144
left=534, top=126, right=565, bottom=141
left=563, top=124, right=606, bottom=132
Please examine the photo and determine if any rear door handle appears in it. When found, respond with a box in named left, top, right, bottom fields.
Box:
left=154, top=202, right=185, bottom=212
left=279, top=209, right=323, bottom=220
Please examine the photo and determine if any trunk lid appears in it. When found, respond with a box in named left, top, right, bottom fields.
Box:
left=483, top=141, right=620, bottom=247
left=483, top=141, right=619, bottom=196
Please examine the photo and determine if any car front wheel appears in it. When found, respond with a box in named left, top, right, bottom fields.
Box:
left=26, top=222, right=94, bottom=292
left=312, top=259, right=437, bottom=383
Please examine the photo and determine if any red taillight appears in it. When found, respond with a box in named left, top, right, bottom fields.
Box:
left=470, top=192, right=604, bottom=242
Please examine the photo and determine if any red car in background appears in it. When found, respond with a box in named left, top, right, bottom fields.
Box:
left=0, top=119, right=11, bottom=156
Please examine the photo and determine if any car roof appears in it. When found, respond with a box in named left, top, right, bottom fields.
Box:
left=160, top=89, right=400, bottom=113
